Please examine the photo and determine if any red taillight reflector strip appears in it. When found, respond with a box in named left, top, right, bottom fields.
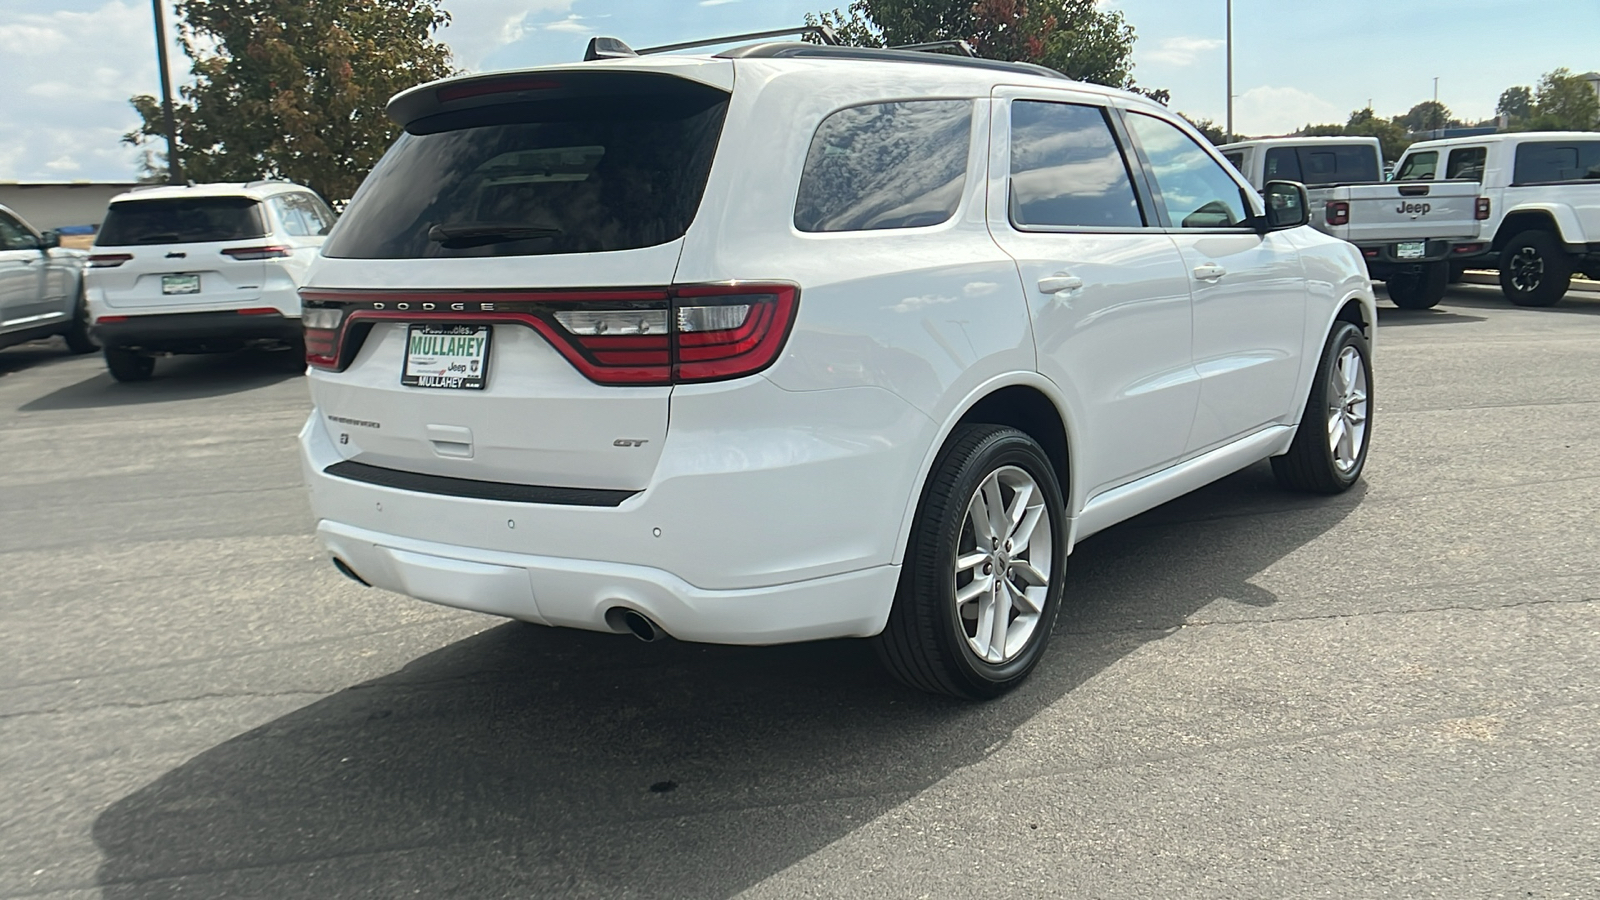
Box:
left=1326, top=201, right=1350, bottom=227
left=1452, top=243, right=1485, bottom=255
left=95, top=315, right=129, bottom=324
left=1475, top=198, right=1492, bottom=220
left=237, top=307, right=279, bottom=316
left=298, top=284, right=800, bottom=385
left=88, top=254, right=132, bottom=268
left=222, top=245, right=292, bottom=260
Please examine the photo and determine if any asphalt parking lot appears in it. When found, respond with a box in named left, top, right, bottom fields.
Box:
left=2, top=282, right=1598, bottom=899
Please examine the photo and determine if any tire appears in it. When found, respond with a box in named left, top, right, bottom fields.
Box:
left=1498, top=229, right=1572, bottom=307
left=874, top=425, right=1066, bottom=699
left=62, top=286, right=98, bottom=355
left=104, top=346, right=155, bottom=382
left=1271, top=322, right=1371, bottom=494
left=1385, top=262, right=1448, bottom=310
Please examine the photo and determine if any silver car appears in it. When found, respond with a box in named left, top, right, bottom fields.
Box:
left=0, top=204, right=95, bottom=354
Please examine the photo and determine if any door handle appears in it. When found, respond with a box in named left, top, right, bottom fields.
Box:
left=1037, top=273, right=1084, bottom=294
left=1192, top=263, right=1227, bottom=281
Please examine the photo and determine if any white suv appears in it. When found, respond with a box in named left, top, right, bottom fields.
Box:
left=299, top=37, right=1375, bottom=698
left=86, top=181, right=336, bottom=381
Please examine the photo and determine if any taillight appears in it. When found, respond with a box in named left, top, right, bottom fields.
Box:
left=236, top=307, right=280, bottom=316
left=88, top=253, right=132, bottom=268
left=1475, top=198, right=1491, bottom=220
left=221, top=245, right=292, bottom=260
left=1326, top=201, right=1350, bottom=226
left=299, top=284, right=800, bottom=385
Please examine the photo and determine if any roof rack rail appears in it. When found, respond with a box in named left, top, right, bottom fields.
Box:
left=714, top=43, right=1070, bottom=82
left=888, top=40, right=977, bottom=57
left=245, top=179, right=290, bottom=188
left=583, top=25, right=839, bottom=61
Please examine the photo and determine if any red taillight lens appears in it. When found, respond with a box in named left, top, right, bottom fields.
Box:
left=88, top=253, right=132, bottom=268
left=95, top=315, right=128, bottom=324
left=1475, top=197, right=1491, bottom=220
left=237, top=307, right=280, bottom=316
left=299, top=284, right=800, bottom=385
left=1326, top=201, right=1350, bottom=226
left=222, top=245, right=292, bottom=260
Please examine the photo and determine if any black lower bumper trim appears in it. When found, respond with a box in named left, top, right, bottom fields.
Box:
left=92, top=310, right=300, bottom=350
left=323, top=460, right=639, bottom=507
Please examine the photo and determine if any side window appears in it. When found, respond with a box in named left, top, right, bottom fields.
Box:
left=1126, top=112, right=1249, bottom=229
left=1445, top=147, right=1486, bottom=181
left=294, top=193, right=337, bottom=235
left=270, top=197, right=311, bottom=237
left=1513, top=141, right=1600, bottom=183
left=1263, top=147, right=1302, bottom=182
left=1008, top=101, right=1143, bottom=229
left=794, top=100, right=972, bottom=233
left=1394, top=151, right=1438, bottom=181
left=0, top=212, right=38, bottom=250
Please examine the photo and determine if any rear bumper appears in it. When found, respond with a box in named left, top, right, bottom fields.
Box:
left=92, top=310, right=300, bottom=350
left=317, top=519, right=900, bottom=645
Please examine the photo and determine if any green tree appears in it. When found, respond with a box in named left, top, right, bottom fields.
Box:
left=125, top=0, right=455, bottom=202
left=807, top=0, right=1139, bottom=87
left=1530, top=67, right=1600, bottom=131
left=1398, top=100, right=1458, bottom=135
left=1181, top=115, right=1226, bottom=145
left=1496, top=85, right=1534, bottom=128
left=1343, top=107, right=1412, bottom=162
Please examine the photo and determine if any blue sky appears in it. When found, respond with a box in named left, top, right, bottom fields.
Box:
left=1, top=0, right=1595, bottom=182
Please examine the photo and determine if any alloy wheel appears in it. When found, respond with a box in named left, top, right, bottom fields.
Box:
left=1326, top=346, right=1369, bottom=474
left=953, top=465, right=1053, bottom=664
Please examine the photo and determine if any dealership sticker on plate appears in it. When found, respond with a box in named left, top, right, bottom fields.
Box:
left=402, top=323, right=490, bottom=390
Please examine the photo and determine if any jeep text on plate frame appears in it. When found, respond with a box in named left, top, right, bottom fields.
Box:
left=401, top=323, right=491, bottom=390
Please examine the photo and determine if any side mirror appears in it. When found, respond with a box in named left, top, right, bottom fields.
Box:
left=39, top=230, right=61, bottom=250
left=1259, top=181, right=1310, bottom=231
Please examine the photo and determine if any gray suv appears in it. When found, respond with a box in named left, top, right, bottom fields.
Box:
left=0, top=204, right=96, bottom=355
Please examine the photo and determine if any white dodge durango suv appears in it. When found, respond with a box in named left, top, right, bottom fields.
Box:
left=86, top=181, right=336, bottom=381
left=299, top=36, right=1375, bottom=698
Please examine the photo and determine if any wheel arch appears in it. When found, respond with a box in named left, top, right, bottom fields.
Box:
left=891, top=373, right=1078, bottom=566
left=1493, top=207, right=1583, bottom=251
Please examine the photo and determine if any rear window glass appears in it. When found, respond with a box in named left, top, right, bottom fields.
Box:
left=1394, top=151, right=1438, bottom=181
left=322, top=80, right=729, bottom=259
left=1009, top=101, right=1143, bottom=229
left=1264, top=145, right=1379, bottom=185
left=1446, top=147, right=1487, bottom=181
left=794, top=100, right=972, bottom=233
left=1513, top=141, right=1600, bottom=184
left=96, top=197, right=266, bottom=246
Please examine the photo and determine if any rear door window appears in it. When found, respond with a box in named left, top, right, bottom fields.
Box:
left=1263, top=147, right=1302, bottom=182
left=1394, top=151, right=1438, bottom=181
left=1007, top=100, right=1143, bottom=229
left=1446, top=147, right=1487, bottom=181
left=0, top=211, right=37, bottom=250
left=96, top=197, right=266, bottom=246
left=1513, top=141, right=1600, bottom=183
left=322, top=78, right=730, bottom=258
left=794, top=100, right=972, bottom=232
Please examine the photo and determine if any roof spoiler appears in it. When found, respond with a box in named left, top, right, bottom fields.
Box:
left=583, top=25, right=840, bottom=61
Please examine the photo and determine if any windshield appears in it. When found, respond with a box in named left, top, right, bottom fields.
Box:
left=96, top=197, right=266, bottom=246
left=322, top=79, right=729, bottom=259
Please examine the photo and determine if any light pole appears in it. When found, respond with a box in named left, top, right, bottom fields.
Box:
left=1432, top=76, right=1440, bottom=136
left=151, top=0, right=183, bottom=184
left=1225, top=0, right=1234, bottom=143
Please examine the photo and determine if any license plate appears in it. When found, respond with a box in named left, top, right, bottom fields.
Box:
left=1395, top=241, right=1427, bottom=260
left=161, top=273, right=200, bottom=295
left=402, top=324, right=491, bottom=390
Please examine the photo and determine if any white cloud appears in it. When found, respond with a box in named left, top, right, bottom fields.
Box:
left=543, top=14, right=595, bottom=35
left=436, top=0, right=575, bottom=71
left=0, top=1, right=172, bottom=181
left=1234, top=85, right=1345, bottom=138
left=1143, top=36, right=1224, bottom=67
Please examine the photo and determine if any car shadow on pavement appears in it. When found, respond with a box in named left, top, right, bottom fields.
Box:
left=0, top=338, right=87, bottom=377
left=1445, top=284, right=1600, bottom=316
left=1373, top=305, right=1488, bottom=327
left=19, top=349, right=303, bottom=411
left=91, top=460, right=1361, bottom=899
